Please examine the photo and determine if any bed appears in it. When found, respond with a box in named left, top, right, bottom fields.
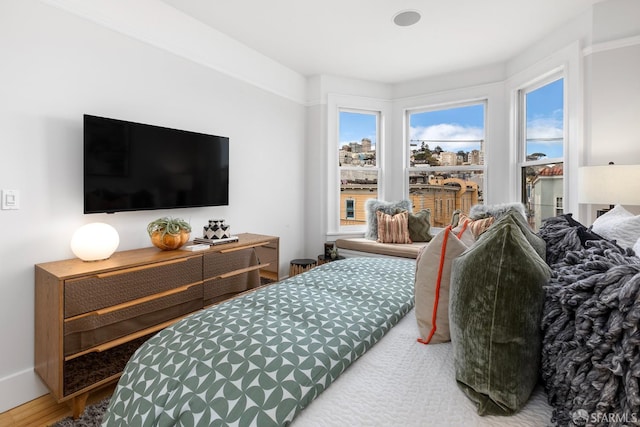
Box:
left=102, top=257, right=552, bottom=426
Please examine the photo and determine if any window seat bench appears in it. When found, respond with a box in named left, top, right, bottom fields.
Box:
left=334, top=238, right=427, bottom=259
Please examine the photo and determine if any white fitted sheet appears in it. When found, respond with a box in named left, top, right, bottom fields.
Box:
left=294, top=308, right=553, bottom=427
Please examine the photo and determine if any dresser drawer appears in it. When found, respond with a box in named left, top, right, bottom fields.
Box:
left=64, top=256, right=203, bottom=318
left=203, top=272, right=260, bottom=306
left=203, top=248, right=258, bottom=279
left=63, top=334, right=152, bottom=397
left=254, top=243, right=277, bottom=264
left=64, top=283, right=203, bottom=356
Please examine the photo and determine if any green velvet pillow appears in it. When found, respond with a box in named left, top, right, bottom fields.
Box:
left=499, top=208, right=546, bottom=259
left=408, top=209, right=433, bottom=242
left=449, top=218, right=551, bottom=416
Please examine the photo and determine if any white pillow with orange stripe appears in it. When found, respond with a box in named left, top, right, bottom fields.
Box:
left=415, top=225, right=470, bottom=344
left=452, top=215, right=479, bottom=247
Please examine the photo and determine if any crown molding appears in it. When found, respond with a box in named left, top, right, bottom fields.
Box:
left=583, top=34, right=640, bottom=56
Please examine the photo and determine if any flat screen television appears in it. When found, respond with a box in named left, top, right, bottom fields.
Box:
left=84, top=114, right=229, bottom=214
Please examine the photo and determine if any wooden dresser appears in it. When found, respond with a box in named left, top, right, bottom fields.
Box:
left=34, top=233, right=278, bottom=417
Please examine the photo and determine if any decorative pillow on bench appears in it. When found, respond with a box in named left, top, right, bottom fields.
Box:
left=365, top=199, right=412, bottom=240
left=376, top=210, right=411, bottom=244
left=457, top=213, right=494, bottom=239
left=407, top=209, right=433, bottom=242
left=468, top=202, right=527, bottom=221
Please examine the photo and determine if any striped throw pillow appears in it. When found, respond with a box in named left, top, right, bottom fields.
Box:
left=459, top=213, right=495, bottom=239
left=376, top=210, right=411, bottom=244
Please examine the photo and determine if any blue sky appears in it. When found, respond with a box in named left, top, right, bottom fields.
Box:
left=339, top=78, right=564, bottom=158
left=409, top=104, right=484, bottom=153
left=525, top=78, right=564, bottom=159
left=339, top=111, right=378, bottom=147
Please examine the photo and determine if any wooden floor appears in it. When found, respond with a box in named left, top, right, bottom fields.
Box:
left=0, top=385, right=115, bottom=427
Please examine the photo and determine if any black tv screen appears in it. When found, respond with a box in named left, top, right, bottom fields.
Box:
left=84, top=115, right=229, bottom=214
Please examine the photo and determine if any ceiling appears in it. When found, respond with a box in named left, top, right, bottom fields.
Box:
left=161, top=0, right=603, bottom=84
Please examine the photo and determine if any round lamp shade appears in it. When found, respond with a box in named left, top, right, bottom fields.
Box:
left=71, top=223, right=120, bottom=261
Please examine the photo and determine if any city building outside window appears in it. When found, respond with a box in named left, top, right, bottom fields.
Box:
left=555, top=196, right=564, bottom=216
left=345, top=198, right=355, bottom=220
left=407, top=102, right=486, bottom=227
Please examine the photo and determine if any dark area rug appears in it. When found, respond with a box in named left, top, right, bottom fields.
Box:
left=51, top=397, right=110, bottom=427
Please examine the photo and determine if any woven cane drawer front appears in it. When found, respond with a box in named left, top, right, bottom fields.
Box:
left=64, top=283, right=203, bottom=356
left=203, top=248, right=258, bottom=279
left=203, top=271, right=260, bottom=306
left=254, top=244, right=277, bottom=273
left=64, top=256, right=203, bottom=318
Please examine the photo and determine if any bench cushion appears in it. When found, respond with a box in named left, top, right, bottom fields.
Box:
left=335, top=238, right=426, bottom=259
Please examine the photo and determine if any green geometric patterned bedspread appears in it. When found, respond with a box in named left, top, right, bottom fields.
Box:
left=102, top=257, right=415, bottom=427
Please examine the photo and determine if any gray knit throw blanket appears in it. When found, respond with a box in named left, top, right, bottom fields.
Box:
left=537, top=214, right=603, bottom=266
left=541, top=237, right=640, bottom=426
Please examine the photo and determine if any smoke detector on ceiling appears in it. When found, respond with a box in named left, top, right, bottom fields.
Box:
left=393, top=10, right=421, bottom=27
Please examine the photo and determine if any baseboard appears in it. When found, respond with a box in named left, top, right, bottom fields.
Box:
left=0, top=368, right=48, bottom=413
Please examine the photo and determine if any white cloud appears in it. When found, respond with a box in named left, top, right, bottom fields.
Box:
left=525, top=112, right=564, bottom=157
left=410, top=124, right=483, bottom=152
left=526, top=117, right=563, bottom=142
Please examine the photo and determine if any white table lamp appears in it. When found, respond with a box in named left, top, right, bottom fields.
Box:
left=578, top=163, right=640, bottom=215
left=70, top=222, right=120, bottom=261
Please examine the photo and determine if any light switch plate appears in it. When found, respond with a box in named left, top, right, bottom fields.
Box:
left=2, top=189, right=20, bottom=210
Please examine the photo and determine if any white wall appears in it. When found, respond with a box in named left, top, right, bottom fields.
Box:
left=587, top=0, right=640, bottom=164
left=303, top=75, right=393, bottom=257
left=587, top=44, right=640, bottom=164
left=0, top=0, right=306, bottom=411
left=582, top=0, right=640, bottom=221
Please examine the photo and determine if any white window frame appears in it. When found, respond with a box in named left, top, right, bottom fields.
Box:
left=394, top=80, right=503, bottom=206
left=516, top=74, right=565, bottom=227
left=405, top=99, right=488, bottom=211
left=516, top=72, right=565, bottom=169
left=507, top=41, right=582, bottom=218
left=327, top=94, right=391, bottom=235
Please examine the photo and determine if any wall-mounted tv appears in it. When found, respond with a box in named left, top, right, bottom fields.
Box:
left=84, top=114, right=229, bottom=214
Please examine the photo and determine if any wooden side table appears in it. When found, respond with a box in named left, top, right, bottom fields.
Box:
left=317, top=254, right=345, bottom=265
left=289, top=258, right=317, bottom=277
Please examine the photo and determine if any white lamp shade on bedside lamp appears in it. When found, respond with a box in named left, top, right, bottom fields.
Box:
left=70, top=222, right=120, bottom=261
left=578, top=164, right=640, bottom=206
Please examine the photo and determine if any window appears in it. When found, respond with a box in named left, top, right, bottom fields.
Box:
left=555, top=196, right=563, bottom=216
left=518, top=77, right=564, bottom=231
left=345, top=199, right=355, bottom=220
left=338, top=110, right=379, bottom=227
left=407, top=102, right=485, bottom=227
